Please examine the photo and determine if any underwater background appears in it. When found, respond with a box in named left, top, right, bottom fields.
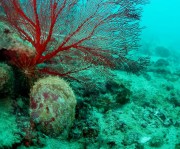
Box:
left=0, top=0, right=179, bottom=148
left=141, top=0, right=180, bottom=54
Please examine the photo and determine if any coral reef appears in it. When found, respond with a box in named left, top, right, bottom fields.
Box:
left=0, top=106, right=21, bottom=148
left=0, top=0, right=179, bottom=148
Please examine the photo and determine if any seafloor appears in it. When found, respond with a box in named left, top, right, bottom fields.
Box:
left=0, top=23, right=180, bottom=149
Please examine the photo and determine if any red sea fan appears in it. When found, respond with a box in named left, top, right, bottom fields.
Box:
left=5, top=49, right=36, bottom=77
left=0, top=0, right=148, bottom=79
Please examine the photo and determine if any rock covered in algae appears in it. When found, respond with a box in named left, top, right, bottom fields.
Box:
left=30, top=76, right=76, bottom=137
left=0, top=63, right=14, bottom=97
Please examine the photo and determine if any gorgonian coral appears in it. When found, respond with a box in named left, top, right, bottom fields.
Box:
left=0, top=0, right=148, bottom=79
